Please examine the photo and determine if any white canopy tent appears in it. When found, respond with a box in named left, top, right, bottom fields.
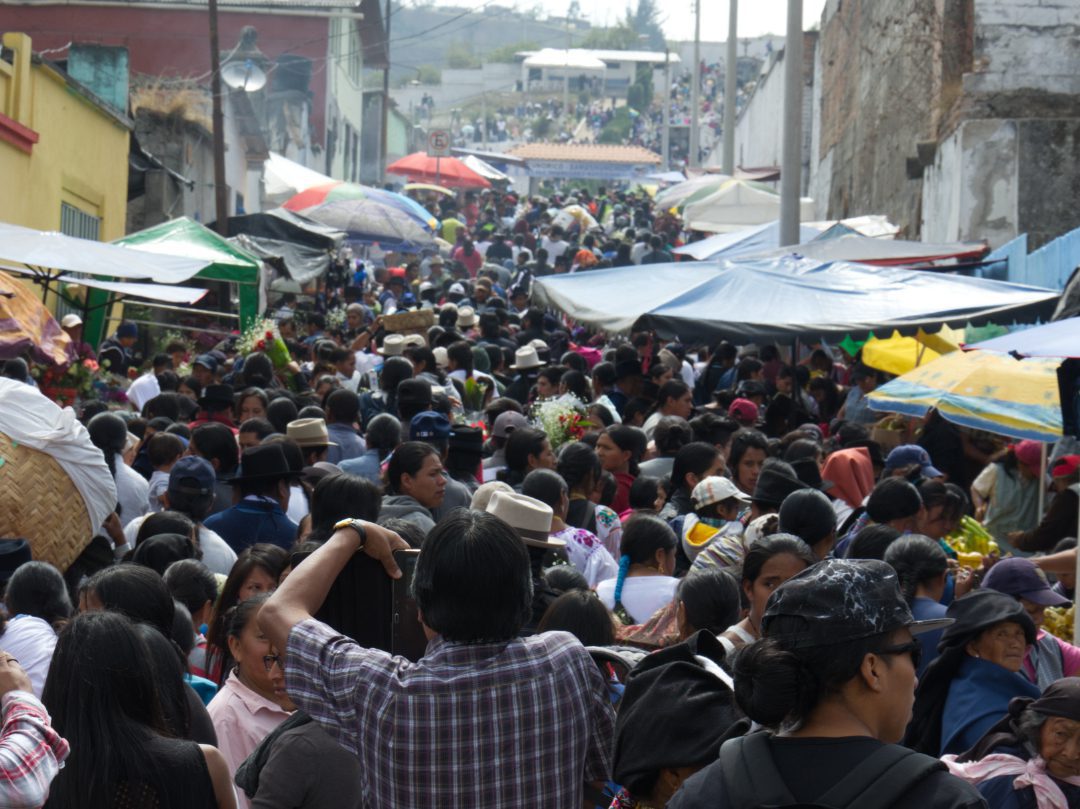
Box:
left=461, top=154, right=510, bottom=183
left=682, top=179, right=816, bottom=233
left=263, top=152, right=335, bottom=202
left=0, top=221, right=209, bottom=284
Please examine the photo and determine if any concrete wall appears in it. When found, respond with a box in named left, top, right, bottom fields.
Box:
left=732, top=33, right=816, bottom=194
left=392, top=63, right=520, bottom=115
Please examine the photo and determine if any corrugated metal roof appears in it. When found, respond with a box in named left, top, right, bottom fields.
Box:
left=508, top=143, right=662, bottom=165
left=517, top=48, right=681, bottom=65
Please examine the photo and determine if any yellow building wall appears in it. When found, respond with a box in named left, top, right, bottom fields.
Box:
left=0, top=32, right=130, bottom=241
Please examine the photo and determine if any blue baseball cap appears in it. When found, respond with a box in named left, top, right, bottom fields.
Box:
left=168, top=455, right=216, bottom=496
left=410, top=411, right=452, bottom=442
left=883, top=444, right=943, bottom=479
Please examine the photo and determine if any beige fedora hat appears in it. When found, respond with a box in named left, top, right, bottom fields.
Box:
left=377, top=334, right=407, bottom=356
left=510, top=345, right=543, bottom=371
left=485, top=491, right=565, bottom=549
left=286, top=417, right=337, bottom=448
left=457, top=306, right=479, bottom=328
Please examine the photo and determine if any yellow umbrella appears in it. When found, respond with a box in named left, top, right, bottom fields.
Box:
left=862, top=331, right=941, bottom=376
left=404, top=183, right=454, bottom=196
left=917, top=323, right=965, bottom=354
left=867, top=350, right=1062, bottom=442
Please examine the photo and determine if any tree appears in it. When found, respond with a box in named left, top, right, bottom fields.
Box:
left=628, top=0, right=666, bottom=51
left=446, top=40, right=480, bottom=69
left=579, top=22, right=639, bottom=50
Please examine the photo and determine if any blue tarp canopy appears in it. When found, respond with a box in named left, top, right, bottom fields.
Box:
left=533, top=257, right=1059, bottom=342
left=967, top=317, right=1080, bottom=358
left=672, top=221, right=827, bottom=261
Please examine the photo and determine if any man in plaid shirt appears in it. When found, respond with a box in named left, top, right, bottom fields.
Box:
left=0, top=654, right=69, bottom=808
left=261, top=510, right=615, bottom=809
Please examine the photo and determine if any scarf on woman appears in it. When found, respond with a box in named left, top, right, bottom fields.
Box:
left=942, top=753, right=1080, bottom=809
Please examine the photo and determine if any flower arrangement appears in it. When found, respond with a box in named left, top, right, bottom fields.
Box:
left=462, top=376, right=491, bottom=416
left=34, top=358, right=99, bottom=406
left=325, top=307, right=347, bottom=333
left=530, top=395, right=593, bottom=451
left=237, top=319, right=291, bottom=369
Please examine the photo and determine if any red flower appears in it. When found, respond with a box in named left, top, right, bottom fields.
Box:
left=256, top=341, right=266, bottom=351
left=265, top=331, right=274, bottom=339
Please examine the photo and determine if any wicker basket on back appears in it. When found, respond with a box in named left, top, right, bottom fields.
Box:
left=0, top=432, right=93, bottom=572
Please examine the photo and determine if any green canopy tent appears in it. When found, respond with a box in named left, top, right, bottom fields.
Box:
left=114, top=218, right=264, bottom=331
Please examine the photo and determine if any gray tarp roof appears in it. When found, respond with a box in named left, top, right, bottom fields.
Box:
left=532, top=257, right=1059, bottom=342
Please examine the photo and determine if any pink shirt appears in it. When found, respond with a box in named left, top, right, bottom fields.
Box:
left=207, top=671, right=292, bottom=809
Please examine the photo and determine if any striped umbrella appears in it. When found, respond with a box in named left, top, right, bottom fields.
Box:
left=283, top=182, right=437, bottom=250
left=866, top=349, right=1062, bottom=442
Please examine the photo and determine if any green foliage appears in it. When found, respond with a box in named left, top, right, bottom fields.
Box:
left=446, top=40, right=480, bottom=69
left=628, top=0, right=666, bottom=51
left=486, top=41, right=538, bottom=64
left=417, top=64, right=441, bottom=84
left=532, top=116, right=552, bottom=139
left=579, top=23, right=639, bottom=50
left=598, top=107, right=633, bottom=144
left=633, top=62, right=654, bottom=108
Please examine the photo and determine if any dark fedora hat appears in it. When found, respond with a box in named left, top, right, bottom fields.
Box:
left=227, top=443, right=301, bottom=484
left=752, top=460, right=806, bottom=507
left=198, top=383, right=235, bottom=410
left=789, top=457, right=834, bottom=492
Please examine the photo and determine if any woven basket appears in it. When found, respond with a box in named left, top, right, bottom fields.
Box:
left=0, top=432, right=93, bottom=571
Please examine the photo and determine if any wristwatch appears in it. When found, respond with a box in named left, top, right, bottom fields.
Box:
left=333, top=518, right=367, bottom=549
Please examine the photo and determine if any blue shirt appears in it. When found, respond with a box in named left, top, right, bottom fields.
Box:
left=204, top=498, right=298, bottom=553
left=911, top=596, right=948, bottom=678
left=326, top=423, right=366, bottom=465
left=941, top=656, right=1039, bottom=755
left=339, top=450, right=382, bottom=485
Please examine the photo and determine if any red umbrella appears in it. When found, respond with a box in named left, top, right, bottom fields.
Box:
left=385, top=152, right=491, bottom=189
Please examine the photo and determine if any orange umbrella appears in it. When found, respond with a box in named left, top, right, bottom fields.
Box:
left=0, top=271, right=71, bottom=366
left=386, top=152, right=491, bottom=189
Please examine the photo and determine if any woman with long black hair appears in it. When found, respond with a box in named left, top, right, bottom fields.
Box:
left=43, top=611, right=236, bottom=809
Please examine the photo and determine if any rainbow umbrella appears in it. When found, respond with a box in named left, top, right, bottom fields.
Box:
left=283, top=182, right=437, bottom=250
left=866, top=349, right=1062, bottom=442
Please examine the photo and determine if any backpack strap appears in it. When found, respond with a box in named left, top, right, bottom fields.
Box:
left=719, top=734, right=797, bottom=809
left=814, top=745, right=944, bottom=809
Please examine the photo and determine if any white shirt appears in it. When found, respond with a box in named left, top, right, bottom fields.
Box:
left=115, top=460, right=150, bottom=528
left=595, top=575, right=679, bottom=624
left=286, top=484, right=308, bottom=525
left=0, top=616, right=56, bottom=698
left=126, top=372, right=160, bottom=412
left=540, top=236, right=569, bottom=261
left=123, top=515, right=238, bottom=575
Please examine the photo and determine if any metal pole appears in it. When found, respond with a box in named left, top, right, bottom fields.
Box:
left=380, top=0, right=392, bottom=182
left=689, top=0, right=701, bottom=168
left=208, top=0, right=228, bottom=235
left=481, top=91, right=487, bottom=150
left=661, top=48, right=671, bottom=171
left=779, top=0, right=803, bottom=246
left=722, top=0, right=738, bottom=175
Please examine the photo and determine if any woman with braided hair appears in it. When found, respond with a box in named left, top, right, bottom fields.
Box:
left=596, top=513, right=678, bottom=625
left=88, top=411, right=149, bottom=529
left=884, top=535, right=950, bottom=677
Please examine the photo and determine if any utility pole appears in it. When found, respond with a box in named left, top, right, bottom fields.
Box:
left=722, top=0, right=737, bottom=175
left=689, top=0, right=701, bottom=167
left=380, top=0, right=392, bottom=181
left=208, top=0, right=228, bottom=234
left=481, top=91, right=487, bottom=149
left=661, top=47, right=671, bottom=171
left=779, top=0, right=803, bottom=246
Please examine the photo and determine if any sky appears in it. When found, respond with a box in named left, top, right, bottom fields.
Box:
left=444, top=0, right=830, bottom=43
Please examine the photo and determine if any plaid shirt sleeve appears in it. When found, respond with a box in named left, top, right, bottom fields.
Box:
left=0, top=691, right=69, bottom=809
left=285, top=618, right=395, bottom=756
left=578, top=650, right=616, bottom=784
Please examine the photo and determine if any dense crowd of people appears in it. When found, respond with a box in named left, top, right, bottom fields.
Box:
left=1, top=184, right=1079, bottom=809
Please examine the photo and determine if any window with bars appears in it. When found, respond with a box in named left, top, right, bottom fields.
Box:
left=59, top=202, right=100, bottom=241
